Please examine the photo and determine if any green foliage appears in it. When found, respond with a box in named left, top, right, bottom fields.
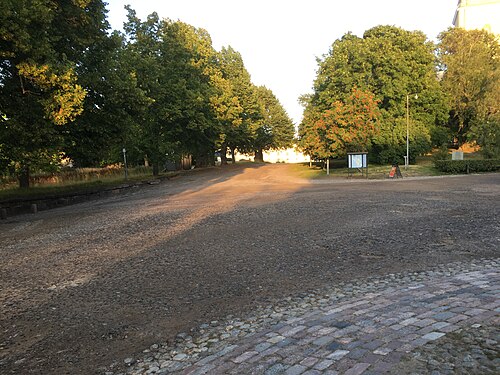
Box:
left=300, top=87, right=381, bottom=159
left=122, top=9, right=219, bottom=173
left=300, top=26, right=449, bottom=164
left=467, top=116, right=500, bottom=159
left=215, top=46, right=254, bottom=159
left=432, top=144, right=450, bottom=163
left=1, top=1, right=287, bottom=184
left=434, top=159, right=500, bottom=173
left=430, top=126, right=453, bottom=147
left=0, top=0, right=110, bottom=186
left=62, top=31, right=146, bottom=167
left=215, top=47, right=293, bottom=161
left=438, top=28, right=500, bottom=146
left=253, top=86, right=295, bottom=151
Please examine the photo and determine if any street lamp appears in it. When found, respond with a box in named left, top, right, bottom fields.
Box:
left=406, top=93, right=418, bottom=169
left=122, top=148, right=128, bottom=180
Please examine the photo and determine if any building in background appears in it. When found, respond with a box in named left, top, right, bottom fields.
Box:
left=453, top=0, right=500, bottom=34
left=232, top=145, right=310, bottom=164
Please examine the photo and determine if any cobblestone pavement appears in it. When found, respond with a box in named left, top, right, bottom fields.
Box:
left=114, top=259, right=500, bottom=375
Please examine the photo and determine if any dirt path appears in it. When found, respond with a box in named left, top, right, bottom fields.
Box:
left=0, top=164, right=498, bottom=374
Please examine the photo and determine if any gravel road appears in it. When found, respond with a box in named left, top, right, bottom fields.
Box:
left=0, top=164, right=498, bottom=374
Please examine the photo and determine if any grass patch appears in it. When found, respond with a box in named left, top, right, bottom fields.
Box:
left=289, top=162, right=442, bottom=180
left=0, top=167, right=172, bottom=202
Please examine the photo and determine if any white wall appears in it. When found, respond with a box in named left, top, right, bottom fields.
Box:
left=233, top=145, right=310, bottom=163
left=454, top=0, right=500, bottom=34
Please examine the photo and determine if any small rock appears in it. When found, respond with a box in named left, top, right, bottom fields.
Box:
left=124, top=358, right=135, bottom=366
left=172, top=353, right=188, bottom=361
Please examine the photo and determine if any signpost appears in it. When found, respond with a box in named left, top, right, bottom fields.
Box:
left=347, top=152, right=368, bottom=178
left=389, top=164, right=403, bottom=179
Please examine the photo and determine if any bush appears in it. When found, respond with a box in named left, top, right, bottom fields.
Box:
left=434, top=159, right=500, bottom=173
left=432, top=145, right=451, bottom=163
left=430, top=126, right=452, bottom=148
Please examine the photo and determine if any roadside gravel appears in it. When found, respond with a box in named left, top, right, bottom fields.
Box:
left=0, top=165, right=498, bottom=374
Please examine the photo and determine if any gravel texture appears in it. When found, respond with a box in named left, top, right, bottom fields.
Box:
left=0, top=165, right=498, bottom=374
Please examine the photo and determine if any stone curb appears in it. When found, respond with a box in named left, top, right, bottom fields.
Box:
left=0, top=173, right=180, bottom=219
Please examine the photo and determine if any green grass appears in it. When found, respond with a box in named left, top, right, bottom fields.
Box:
left=289, top=161, right=442, bottom=180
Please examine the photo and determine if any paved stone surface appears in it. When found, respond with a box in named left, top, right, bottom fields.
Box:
left=114, top=259, right=499, bottom=374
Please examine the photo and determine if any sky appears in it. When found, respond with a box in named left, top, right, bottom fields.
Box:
left=105, top=0, right=458, bottom=125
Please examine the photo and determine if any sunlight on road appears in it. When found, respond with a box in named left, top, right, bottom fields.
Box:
left=0, top=165, right=310, bottom=309
left=136, top=164, right=311, bottom=240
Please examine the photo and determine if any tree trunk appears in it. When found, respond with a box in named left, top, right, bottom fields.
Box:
left=230, top=147, right=236, bottom=163
left=152, top=160, right=159, bottom=176
left=254, top=148, right=264, bottom=162
left=19, top=165, right=30, bottom=188
left=220, top=143, right=228, bottom=165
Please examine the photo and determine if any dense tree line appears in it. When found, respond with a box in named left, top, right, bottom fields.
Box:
left=2, top=2, right=498, bottom=188
left=0, top=1, right=294, bottom=187
left=299, top=25, right=499, bottom=164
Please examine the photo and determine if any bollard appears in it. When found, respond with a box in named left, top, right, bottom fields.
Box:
left=0, top=208, right=7, bottom=220
left=31, top=203, right=38, bottom=214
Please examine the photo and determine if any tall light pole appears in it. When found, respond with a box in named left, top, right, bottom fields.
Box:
left=406, top=93, right=418, bottom=169
left=122, top=148, right=128, bottom=180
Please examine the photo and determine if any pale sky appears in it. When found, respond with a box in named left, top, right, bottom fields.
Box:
left=105, top=0, right=458, bottom=125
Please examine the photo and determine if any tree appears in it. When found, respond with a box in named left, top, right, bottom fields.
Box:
left=59, top=25, right=154, bottom=167
left=0, top=0, right=109, bottom=186
left=253, top=86, right=295, bottom=161
left=208, top=56, right=243, bottom=164
left=123, top=9, right=219, bottom=174
left=437, top=27, right=500, bottom=149
left=301, top=26, right=449, bottom=164
left=299, top=87, right=380, bottom=159
left=216, top=46, right=258, bottom=163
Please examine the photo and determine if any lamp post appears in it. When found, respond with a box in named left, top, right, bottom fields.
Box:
left=406, top=93, right=418, bottom=169
left=122, top=148, right=128, bottom=180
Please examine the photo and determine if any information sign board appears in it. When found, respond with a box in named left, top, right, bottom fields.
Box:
left=347, top=152, right=368, bottom=178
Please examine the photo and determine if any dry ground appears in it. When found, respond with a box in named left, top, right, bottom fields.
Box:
left=0, top=164, right=498, bottom=374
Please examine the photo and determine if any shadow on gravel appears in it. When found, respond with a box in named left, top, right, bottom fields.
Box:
left=0, top=168, right=499, bottom=374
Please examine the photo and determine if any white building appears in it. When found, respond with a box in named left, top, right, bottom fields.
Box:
left=233, top=145, right=310, bottom=164
left=453, top=0, right=500, bottom=34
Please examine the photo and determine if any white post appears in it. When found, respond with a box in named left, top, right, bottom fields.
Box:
left=326, top=158, right=330, bottom=175
left=406, top=94, right=409, bottom=170
left=122, top=148, right=128, bottom=180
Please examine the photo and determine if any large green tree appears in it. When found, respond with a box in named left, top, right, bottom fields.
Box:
left=216, top=46, right=258, bottom=163
left=253, top=85, right=295, bottom=161
left=0, top=0, right=109, bottom=186
left=300, top=87, right=380, bottom=159
left=123, top=9, right=218, bottom=174
left=61, top=30, right=149, bottom=167
left=215, top=49, right=294, bottom=162
left=437, top=27, right=499, bottom=155
left=300, top=26, right=449, bottom=164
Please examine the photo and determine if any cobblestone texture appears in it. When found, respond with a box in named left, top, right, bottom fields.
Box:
left=108, top=258, right=500, bottom=374
left=392, top=324, right=499, bottom=374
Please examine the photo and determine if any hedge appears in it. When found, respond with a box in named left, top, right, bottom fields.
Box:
left=434, top=159, right=500, bottom=173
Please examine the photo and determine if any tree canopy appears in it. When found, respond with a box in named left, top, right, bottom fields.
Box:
left=299, top=25, right=449, bottom=164
left=0, top=3, right=292, bottom=186
left=437, top=27, right=500, bottom=157
left=0, top=0, right=109, bottom=186
left=2, top=6, right=498, bottom=187
left=300, top=87, right=380, bottom=159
